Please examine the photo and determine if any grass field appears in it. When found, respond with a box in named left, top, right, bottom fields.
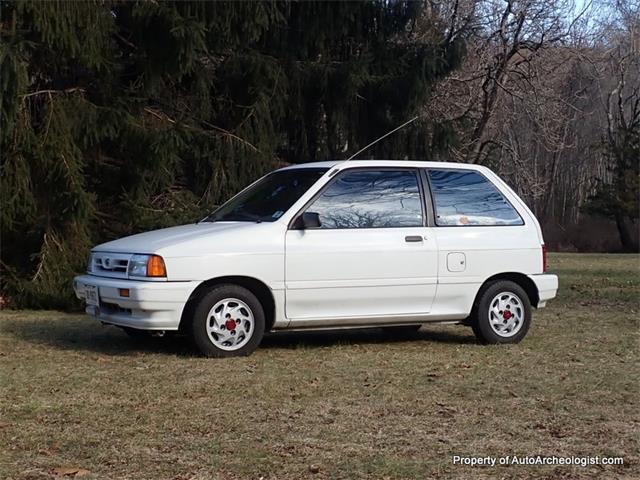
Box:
left=1, top=254, right=639, bottom=479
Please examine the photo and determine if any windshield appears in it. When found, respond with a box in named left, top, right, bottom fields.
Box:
left=204, top=168, right=328, bottom=223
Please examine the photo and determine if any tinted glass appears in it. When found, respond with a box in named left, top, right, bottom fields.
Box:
left=308, top=170, right=423, bottom=228
left=428, top=169, right=523, bottom=226
left=205, top=168, right=327, bottom=222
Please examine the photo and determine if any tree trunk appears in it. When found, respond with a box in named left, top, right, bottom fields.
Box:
left=615, top=213, right=639, bottom=252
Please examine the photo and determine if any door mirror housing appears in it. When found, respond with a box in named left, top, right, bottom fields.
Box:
left=300, top=212, right=321, bottom=229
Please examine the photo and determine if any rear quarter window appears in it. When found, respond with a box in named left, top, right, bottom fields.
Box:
left=427, top=169, right=524, bottom=226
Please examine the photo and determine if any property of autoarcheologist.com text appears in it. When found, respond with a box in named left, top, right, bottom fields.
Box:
left=452, top=455, right=624, bottom=467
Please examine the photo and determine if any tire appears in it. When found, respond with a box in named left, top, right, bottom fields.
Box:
left=187, top=284, right=265, bottom=357
left=382, top=325, right=421, bottom=336
left=471, top=280, right=532, bottom=344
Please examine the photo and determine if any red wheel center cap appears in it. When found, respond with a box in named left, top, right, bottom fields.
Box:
left=225, top=319, right=237, bottom=331
left=503, top=311, right=512, bottom=320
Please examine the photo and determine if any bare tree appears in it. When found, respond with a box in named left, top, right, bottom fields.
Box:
left=429, top=0, right=586, bottom=163
left=586, top=0, right=640, bottom=250
left=421, top=0, right=640, bottom=250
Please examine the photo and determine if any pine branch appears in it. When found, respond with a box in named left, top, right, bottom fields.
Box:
left=143, top=107, right=260, bottom=152
left=20, top=88, right=85, bottom=99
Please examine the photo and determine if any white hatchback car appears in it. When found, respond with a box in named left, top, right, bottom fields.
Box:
left=74, top=160, right=558, bottom=357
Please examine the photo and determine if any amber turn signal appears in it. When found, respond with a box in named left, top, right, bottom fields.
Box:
left=119, top=288, right=130, bottom=297
left=146, top=255, right=167, bottom=277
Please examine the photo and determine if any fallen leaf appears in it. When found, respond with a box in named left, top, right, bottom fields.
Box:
left=19, top=468, right=50, bottom=480
left=52, top=466, right=91, bottom=477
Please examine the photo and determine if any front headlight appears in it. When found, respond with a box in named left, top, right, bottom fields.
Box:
left=128, top=254, right=149, bottom=277
left=128, top=254, right=167, bottom=278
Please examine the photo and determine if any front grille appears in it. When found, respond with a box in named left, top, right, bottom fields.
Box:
left=90, top=252, right=131, bottom=278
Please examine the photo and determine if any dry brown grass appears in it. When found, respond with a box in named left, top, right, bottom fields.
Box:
left=1, top=254, right=639, bottom=479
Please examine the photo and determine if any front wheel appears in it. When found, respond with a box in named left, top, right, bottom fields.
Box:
left=188, top=284, right=265, bottom=357
left=471, top=281, right=531, bottom=344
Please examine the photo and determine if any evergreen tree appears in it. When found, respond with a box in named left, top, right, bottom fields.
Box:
left=0, top=1, right=465, bottom=308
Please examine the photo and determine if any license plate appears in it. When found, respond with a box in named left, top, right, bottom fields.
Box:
left=85, top=284, right=99, bottom=306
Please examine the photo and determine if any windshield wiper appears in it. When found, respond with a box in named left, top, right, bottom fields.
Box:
left=207, top=212, right=263, bottom=223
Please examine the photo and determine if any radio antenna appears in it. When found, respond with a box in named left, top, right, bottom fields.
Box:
left=346, top=114, right=421, bottom=161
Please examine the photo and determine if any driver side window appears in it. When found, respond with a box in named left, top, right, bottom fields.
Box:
left=307, top=169, right=423, bottom=229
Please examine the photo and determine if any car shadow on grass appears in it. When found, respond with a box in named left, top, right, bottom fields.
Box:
left=1, top=316, right=478, bottom=357
left=261, top=326, right=478, bottom=350
left=1, top=318, right=189, bottom=356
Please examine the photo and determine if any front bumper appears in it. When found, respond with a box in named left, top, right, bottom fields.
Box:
left=73, top=274, right=199, bottom=330
left=527, top=273, right=559, bottom=308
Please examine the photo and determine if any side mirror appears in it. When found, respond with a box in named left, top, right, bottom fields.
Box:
left=301, top=211, right=321, bottom=229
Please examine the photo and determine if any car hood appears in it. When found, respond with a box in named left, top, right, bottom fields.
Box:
left=93, top=222, right=275, bottom=256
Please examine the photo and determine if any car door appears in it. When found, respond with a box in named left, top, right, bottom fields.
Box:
left=284, top=168, right=438, bottom=324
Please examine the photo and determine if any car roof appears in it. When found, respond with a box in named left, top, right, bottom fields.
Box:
left=276, top=161, right=342, bottom=171
left=277, top=160, right=488, bottom=172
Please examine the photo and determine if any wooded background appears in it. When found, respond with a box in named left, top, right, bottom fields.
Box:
left=1, top=0, right=638, bottom=308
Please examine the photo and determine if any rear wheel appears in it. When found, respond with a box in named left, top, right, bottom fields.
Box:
left=188, top=284, right=265, bottom=357
left=471, top=280, right=531, bottom=344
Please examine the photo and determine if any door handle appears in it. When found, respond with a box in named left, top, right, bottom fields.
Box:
left=405, top=235, right=423, bottom=243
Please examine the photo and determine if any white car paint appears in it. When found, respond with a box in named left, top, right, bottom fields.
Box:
left=285, top=227, right=438, bottom=322
left=73, top=160, right=558, bottom=335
